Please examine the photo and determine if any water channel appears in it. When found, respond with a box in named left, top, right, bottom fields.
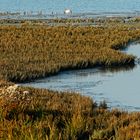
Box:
left=20, top=43, right=140, bottom=112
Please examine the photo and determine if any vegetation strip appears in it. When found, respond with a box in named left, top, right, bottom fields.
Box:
left=0, top=24, right=139, bottom=82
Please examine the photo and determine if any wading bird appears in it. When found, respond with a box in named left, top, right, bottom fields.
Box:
left=64, top=9, right=72, bottom=14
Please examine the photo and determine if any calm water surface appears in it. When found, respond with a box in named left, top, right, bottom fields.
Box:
left=21, top=43, right=140, bottom=111
left=1, top=0, right=140, bottom=15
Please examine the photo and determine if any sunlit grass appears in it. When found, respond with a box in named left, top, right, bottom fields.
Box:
left=0, top=24, right=139, bottom=82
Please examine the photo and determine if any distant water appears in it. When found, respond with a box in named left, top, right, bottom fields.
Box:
left=20, top=43, right=140, bottom=112
left=1, top=0, right=140, bottom=15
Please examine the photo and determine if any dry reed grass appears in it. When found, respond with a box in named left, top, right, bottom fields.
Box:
left=0, top=20, right=140, bottom=139
left=0, top=24, right=139, bottom=82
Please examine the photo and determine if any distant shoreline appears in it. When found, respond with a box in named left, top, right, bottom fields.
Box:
left=0, top=11, right=140, bottom=20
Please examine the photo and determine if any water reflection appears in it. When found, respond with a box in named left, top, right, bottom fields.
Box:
left=96, top=65, right=135, bottom=74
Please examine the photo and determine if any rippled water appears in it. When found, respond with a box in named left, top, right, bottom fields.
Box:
left=1, top=0, right=140, bottom=15
left=20, top=43, right=140, bottom=111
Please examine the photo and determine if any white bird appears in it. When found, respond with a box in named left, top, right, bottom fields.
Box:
left=64, top=9, right=72, bottom=14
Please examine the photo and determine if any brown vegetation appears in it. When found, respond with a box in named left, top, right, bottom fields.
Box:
left=0, top=20, right=140, bottom=139
left=0, top=24, right=140, bottom=82
left=1, top=85, right=140, bottom=139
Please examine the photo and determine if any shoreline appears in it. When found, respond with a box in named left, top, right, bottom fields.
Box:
left=0, top=12, right=140, bottom=27
left=0, top=11, right=140, bottom=18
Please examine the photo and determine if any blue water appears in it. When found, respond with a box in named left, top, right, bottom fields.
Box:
left=1, top=0, right=140, bottom=14
left=20, top=43, right=140, bottom=111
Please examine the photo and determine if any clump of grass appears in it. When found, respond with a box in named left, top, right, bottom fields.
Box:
left=0, top=85, right=95, bottom=139
left=1, top=86, right=140, bottom=139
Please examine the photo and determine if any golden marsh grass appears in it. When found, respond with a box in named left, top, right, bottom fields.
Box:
left=0, top=20, right=140, bottom=139
left=0, top=24, right=139, bottom=82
